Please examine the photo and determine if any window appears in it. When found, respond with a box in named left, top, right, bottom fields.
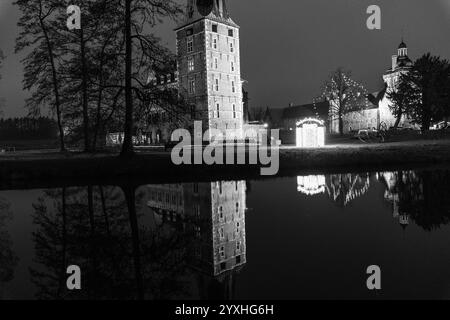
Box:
left=219, top=246, right=225, bottom=259
left=213, top=38, right=217, bottom=49
left=189, top=79, right=195, bottom=94
left=214, top=57, right=218, bottom=69
left=230, top=42, right=234, bottom=53
left=219, top=181, right=223, bottom=194
left=231, top=81, right=235, bottom=93
left=193, top=183, right=199, bottom=194
left=233, top=104, right=236, bottom=118
left=212, top=24, right=218, bottom=33
left=216, top=103, right=220, bottom=118
left=187, top=36, right=193, bottom=53
left=219, top=227, right=224, bottom=239
left=231, top=61, right=235, bottom=72
left=186, top=28, right=193, bottom=36
left=215, top=78, right=219, bottom=91
left=235, top=202, right=239, bottom=213
left=187, top=56, right=194, bottom=72
left=236, top=255, right=241, bottom=264
left=228, top=29, right=234, bottom=37
left=236, top=241, right=241, bottom=251
left=219, top=206, right=224, bottom=220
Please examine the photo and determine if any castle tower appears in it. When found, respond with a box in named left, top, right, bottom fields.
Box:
left=175, top=0, right=244, bottom=140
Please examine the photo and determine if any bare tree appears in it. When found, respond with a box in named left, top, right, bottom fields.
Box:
left=317, top=68, right=369, bottom=135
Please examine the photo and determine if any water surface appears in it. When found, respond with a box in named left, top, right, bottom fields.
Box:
left=1, top=169, right=450, bottom=300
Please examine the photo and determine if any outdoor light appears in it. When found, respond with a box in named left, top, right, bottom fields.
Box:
left=296, top=118, right=325, bottom=148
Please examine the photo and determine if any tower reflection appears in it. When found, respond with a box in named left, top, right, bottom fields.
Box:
left=147, top=180, right=247, bottom=299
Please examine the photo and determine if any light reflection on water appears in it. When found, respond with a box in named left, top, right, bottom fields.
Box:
left=1, top=169, right=450, bottom=300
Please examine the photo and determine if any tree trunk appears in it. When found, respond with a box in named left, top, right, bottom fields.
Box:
left=121, top=0, right=134, bottom=157
left=80, top=28, right=91, bottom=152
left=40, top=17, right=65, bottom=152
left=123, top=185, right=144, bottom=299
left=394, top=111, right=402, bottom=129
left=338, top=111, right=344, bottom=136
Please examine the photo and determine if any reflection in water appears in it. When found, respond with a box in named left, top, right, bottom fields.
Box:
left=1, top=169, right=450, bottom=299
left=297, top=176, right=326, bottom=195
left=29, top=181, right=246, bottom=300
left=378, top=170, right=450, bottom=231
left=325, top=173, right=371, bottom=206
left=0, top=198, right=18, bottom=298
left=147, top=181, right=247, bottom=299
left=298, top=173, right=371, bottom=207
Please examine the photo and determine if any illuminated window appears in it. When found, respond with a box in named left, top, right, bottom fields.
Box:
left=187, top=36, right=193, bottom=53
left=187, top=56, right=194, bottom=72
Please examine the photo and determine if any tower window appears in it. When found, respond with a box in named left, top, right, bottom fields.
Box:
left=231, top=81, right=236, bottom=93
left=219, top=227, right=224, bottom=239
left=187, top=36, right=193, bottom=53
left=230, top=42, right=234, bottom=53
left=216, top=103, right=220, bottom=118
left=228, top=29, right=234, bottom=37
left=215, top=78, right=219, bottom=91
left=212, top=24, right=218, bottom=33
left=233, top=104, right=236, bottom=118
left=231, top=61, right=235, bottom=72
left=214, top=57, right=218, bottom=69
left=219, top=206, right=224, bottom=220
left=187, top=56, right=194, bottom=72
left=213, top=38, right=217, bottom=49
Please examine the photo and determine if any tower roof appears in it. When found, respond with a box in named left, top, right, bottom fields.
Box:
left=176, top=0, right=238, bottom=30
left=398, top=41, right=407, bottom=49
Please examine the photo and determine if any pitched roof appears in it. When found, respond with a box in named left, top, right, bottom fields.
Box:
left=282, top=101, right=330, bottom=120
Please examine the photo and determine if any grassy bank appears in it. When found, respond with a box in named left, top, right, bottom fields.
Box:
left=1, top=139, right=450, bottom=191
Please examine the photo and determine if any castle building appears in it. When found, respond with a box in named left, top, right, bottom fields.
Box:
left=175, top=0, right=244, bottom=140
left=328, top=40, right=416, bottom=134
left=378, top=40, right=414, bottom=129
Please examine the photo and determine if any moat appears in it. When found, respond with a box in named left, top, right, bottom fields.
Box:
left=1, top=167, right=450, bottom=300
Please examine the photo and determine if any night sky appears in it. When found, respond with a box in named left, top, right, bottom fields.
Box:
left=0, top=0, right=449, bottom=118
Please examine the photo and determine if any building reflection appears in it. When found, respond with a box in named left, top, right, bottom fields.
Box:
left=325, top=173, right=371, bottom=206
left=147, top=181, right=247, bottom=299
left=378, top=171, right=424, bottom=229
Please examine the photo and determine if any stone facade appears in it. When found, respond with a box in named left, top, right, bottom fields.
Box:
left=176, top=0, right=244, bottom=141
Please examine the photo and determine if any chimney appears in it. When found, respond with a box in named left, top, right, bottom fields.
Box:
left=392, top=55, right=398, bottom=71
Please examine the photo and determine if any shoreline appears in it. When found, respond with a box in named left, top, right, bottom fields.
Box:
left=1, top=139, right=450, bottom=191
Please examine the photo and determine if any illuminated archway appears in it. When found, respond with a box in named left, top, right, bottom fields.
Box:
left=296, top=118, right=325, bottom=148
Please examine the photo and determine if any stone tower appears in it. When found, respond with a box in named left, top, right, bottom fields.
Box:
left=175, top=0, right=244, bottom=140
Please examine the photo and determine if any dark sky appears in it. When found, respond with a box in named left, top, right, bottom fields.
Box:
left=1, top=0, right=449, bottom=117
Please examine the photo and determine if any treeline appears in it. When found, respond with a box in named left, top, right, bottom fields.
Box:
left=0, top=117, right=58, bottom=140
